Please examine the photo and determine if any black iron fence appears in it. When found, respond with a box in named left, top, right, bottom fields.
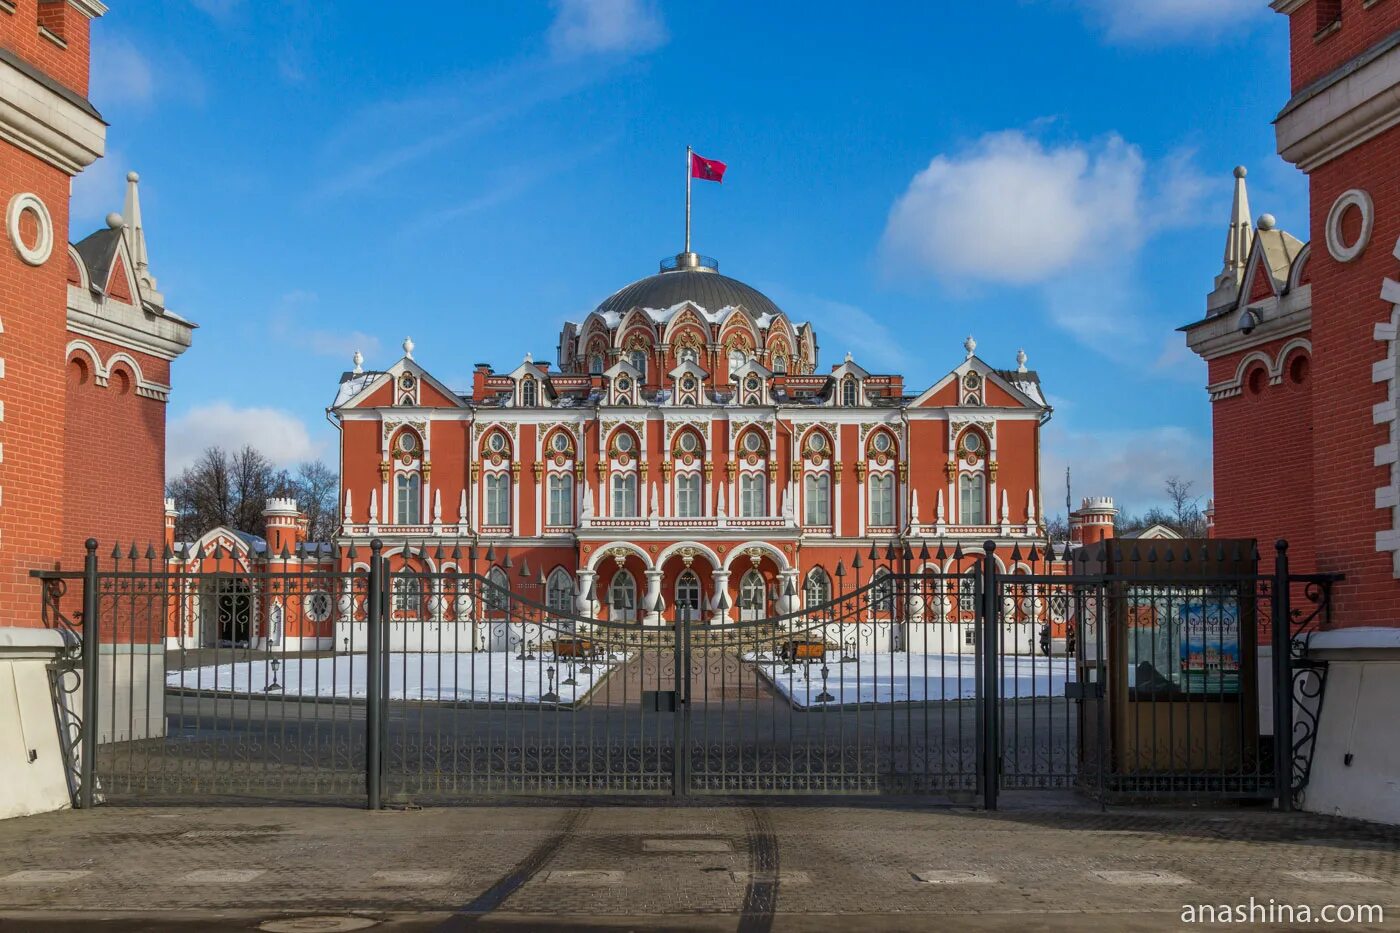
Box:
left=31, top=537, right=1336, bottom=810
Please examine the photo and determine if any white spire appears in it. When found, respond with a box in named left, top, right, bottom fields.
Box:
left=1026, top=488, right=1037, bottom=522
left=368, top=489, right=378, bottom=524
left=936, top=489, right=946, bottom=523
left=1220, top=166, right=1254, bottom=285
left=458, top=489, right=468, bottom=524
left=123, top=172, right=149, bottom=279
left=909, top=489, right=920, bottom=525
left=343, top=489, right=353, bottom=523
left=432, top=489, right=442, bottom=523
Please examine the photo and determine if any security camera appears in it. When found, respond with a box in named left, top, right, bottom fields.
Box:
left=1237, top=309, right=1260, bottom=336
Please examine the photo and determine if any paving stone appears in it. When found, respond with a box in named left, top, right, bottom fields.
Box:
left=1089, top=870, right=1191, bottom=885
left=913, top=870, right=997, bottom=884
left=642, top=838, right=732, bottom=853
left=729, top=870, right=809, bottom=884
left=180, top=869, right=266, bottom=884
left=543, top=870, right=625, bottom=884
left=1, top=870, right=91, bottom=883
left=371, top=870, right=453, bottom=885
left=1283, top=870, right=1383, bottom=884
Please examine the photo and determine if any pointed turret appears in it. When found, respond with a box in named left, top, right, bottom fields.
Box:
left=1208, top=166, right=1254, bottom=314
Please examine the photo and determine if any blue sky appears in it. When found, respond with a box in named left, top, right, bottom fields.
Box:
left=75, top=0, right=1306, bottom=519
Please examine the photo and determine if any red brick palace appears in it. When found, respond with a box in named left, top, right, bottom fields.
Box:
left=321, top=250, right=1053, bottom=633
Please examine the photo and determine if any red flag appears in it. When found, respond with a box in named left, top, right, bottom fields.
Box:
left=690, top=152, right=727, bottom=183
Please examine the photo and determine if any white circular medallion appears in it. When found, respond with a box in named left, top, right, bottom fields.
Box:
left=7, top=192, right=53, bottom=266
left=1325, top=189, right=1374, bottom=263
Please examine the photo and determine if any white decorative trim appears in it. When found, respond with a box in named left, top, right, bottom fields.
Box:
left=1325, top=189, right=1374, bottom=263
left=65, top=339, right=172, bottom=400
left=6, top=192, right=51, bottom=266
left=1206, top=339, right=1312, bottom=401
left=0, top=58, right=106, bottom=175
left=1276, top=38, right=1400, bottom=172
left=1375, top=249, right=1400, bottom=576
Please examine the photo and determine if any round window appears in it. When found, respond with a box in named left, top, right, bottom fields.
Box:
left=488, top=433, right=506, bottom=453
left=809, top=433, right=826, bottom=453
left=552, top=433, right=569, bottom=453
left=963, top=372, right=981, bottom=389
left=617, top=376, right=630, bottom=391
left=682, top=376, right=696, bottom=391
left=398, top=433, right=418, bottom=454
left=399, top=373, right=416, bottom=390
left=679, top=433, right=698, bottom=453
left=962, top=432, right=983, bottom=454
left=744, top=432, right=762, bottom=453
left=873, top=433, right=891, bottom=453
left=616, top=433, right=634, bottom=453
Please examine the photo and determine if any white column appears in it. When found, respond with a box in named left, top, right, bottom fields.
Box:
left=643, top=569, right=664, bottom=625
left=710, top=569, right=732, bottom=625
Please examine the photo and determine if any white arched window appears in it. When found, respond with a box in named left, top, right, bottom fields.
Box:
left=629, top=349, right=647, bottom=379
left=393, top=573, right=424, bottom=617
left=675, top=570, right=701, bottom=615
left=772, top=352, right=787, bottom=374
left=739, top=570, right=766, bottom=621
left=841, top=376, right=858, bottom=406
left=868, top=473, right=894, bottom=526
left=804, top=473, right=830, bottom=526
left=486, top=566, right=511, bottom=614
left=611, top=473, right=638, bottom=517
left=675, top=473, right=702, bottom=517
left=804, top=568, right=831, bottom=607
left=739, top=473, right=765, bottom=518
left=520, top=377, right=537, bottom=407
left=395, top=473, right=421, bottom=524
left=547, top=473, right=573, bottom=526
left=728, top=347, right=747, bottom=373
left=959, top=472, right=986, bottom=525
left=872, top=569, right=894, bottom=615
left=546, top=569, right=573, bottom=617
left=485, top=473, right=510, bottom=526
left=609, top=570, right=636, bottom=621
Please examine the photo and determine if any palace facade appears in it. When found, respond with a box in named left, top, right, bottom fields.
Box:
left=319, top=250, right=1052, bottom=636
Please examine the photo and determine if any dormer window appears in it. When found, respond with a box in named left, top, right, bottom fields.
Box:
left=773, top=353, right=787, bottom=374
left=962, top=371, right=982, bottom=406
left=520, top=377, right=537, bottom=407
left=728, top=348, right=747, bottom=372
left=629, top=350, right=647, bottom=378
left=841, top=376, right=858, bottom=406
left=589, top=353, right=604, bottom=374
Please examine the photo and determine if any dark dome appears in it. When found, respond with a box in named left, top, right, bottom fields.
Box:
left=593, top=254, right=784, bottom=321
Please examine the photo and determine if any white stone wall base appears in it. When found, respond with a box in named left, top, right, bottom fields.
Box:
left=0, top=627, right=74, bottom=820
left=1302, top=651, right=1400, bottom=825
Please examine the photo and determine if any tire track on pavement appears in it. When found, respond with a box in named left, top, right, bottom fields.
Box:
left=738, top=806, right=779, bottom=933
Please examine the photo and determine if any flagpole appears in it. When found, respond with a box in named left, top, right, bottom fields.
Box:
left=684, top=145, right=692, bottom=254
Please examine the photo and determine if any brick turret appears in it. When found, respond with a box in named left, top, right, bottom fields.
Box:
left=1069, top=496, right=1117, bottom=547
left=262, top=498, right=305, bottom=556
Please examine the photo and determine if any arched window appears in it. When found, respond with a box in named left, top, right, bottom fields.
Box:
left=546, top=569, right=574, bottom=617
left=804, top=473, right=830, bottom=525
left=772, top=352, right=787, bottom=374
left=629, top=349, right=647, bottom=379
left=728, top=347, right=747, bottom=373
left=486, top=566, right=511, bottom=614
left=958, top=569, right=977, bottom=615
left=841, top=376, right=858, bottom=406
left=739, top=473, right=765, bottom=517
left=547, top=473, right=573, bottom=526
left=393, top=573, right=423, bottom=617
left=520, top=377, right=537, bottom=407
left=678, top=346, right=699, bottom=365
left=589, top=352, right=604, bottom=375
left=395, top=473, right=421, bottom=524
left=675, top=570, right=701, bottom=615
left=872, top=569, right=894, bottom=614
left=959, top=472, right=986, bottom=525
left=868, top=473, right=894, bottom=526
left=804, top=568, right=831, bottom=607
left=611, top=473, right=638, bottom=517
left=609, top=570, right=636, bottom=621
left=739, top=570, right=766, bottom=621
left=485, top=473, right=510, bottom=526
left=675, top=473, right=702, bottom=517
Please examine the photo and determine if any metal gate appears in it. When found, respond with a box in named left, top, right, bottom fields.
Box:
left=33, top=538, right=1335, bottom=809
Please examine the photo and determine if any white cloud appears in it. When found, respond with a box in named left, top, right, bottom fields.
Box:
left=882, top=131, right=1147, bottom=285
left=1040, top=422, right=1212, bottom=518
left=547, top=0, right=667, bottom=57
left=1074, top=0, right=1265, bottom=43
left=167, top=402, right=320, bottom=474
left=90, top=37, right=155, bottom=107
left=269, top=290, right=382, bottom=361
left=763, top=288, right=913, bottom=374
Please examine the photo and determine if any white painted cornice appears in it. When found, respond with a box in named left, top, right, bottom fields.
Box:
left=1276, top=32, right=1400, bottom=172
left=67, top=0, right=110, bottom=17
left=66, top=289, right=194, bottom=361
left=0, top=56, right=105, bottom=175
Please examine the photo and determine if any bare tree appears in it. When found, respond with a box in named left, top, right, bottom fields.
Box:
left=168, top=446, right=338, bottom=543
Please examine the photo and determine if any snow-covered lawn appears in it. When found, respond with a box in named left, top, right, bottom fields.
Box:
left=166, top=651, right=620, bottom=705
left=750, top=652, right=1071, bottom=708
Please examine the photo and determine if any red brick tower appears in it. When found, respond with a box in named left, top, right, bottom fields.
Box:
left=0, top=0, right=107, bottom=622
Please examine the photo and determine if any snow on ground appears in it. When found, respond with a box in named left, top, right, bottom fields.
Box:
left=166, top=651, right=620, bottom=705
left=750, top=652, right=1071, bottom=709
